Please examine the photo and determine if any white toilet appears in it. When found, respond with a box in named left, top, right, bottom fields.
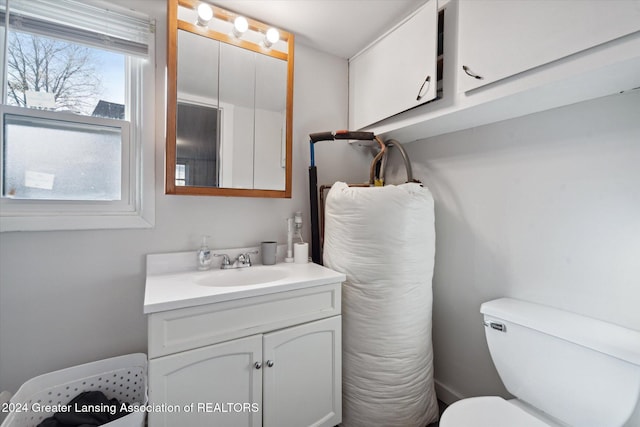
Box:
left=440, top=298, right=640, bottom=427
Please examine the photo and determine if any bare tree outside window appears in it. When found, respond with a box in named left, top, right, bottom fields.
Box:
left=6, top=31, right=103, bottom=115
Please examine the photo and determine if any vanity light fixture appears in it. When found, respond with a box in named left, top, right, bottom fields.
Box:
left=232, top=16, right=249, bottom=38
left=196, top=3, right=213, bottom=26
left=263, top=27, right=280, bottom=48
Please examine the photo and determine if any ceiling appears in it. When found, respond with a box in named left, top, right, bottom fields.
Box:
left=213, top=0, right=425, bottom=59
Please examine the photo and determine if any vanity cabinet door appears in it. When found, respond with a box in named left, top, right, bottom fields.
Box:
left=457, top=0, right=640, bottom=93
left=148, top=335, right=263, bottom=427
left=262, top=316, right=342, bottom=427
left=348, top=0, right=438, bottom=130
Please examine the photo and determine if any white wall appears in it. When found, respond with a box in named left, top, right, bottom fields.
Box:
left=385, top=90, right=640, bottom=402
left=0, top=1, right=371, bottom=393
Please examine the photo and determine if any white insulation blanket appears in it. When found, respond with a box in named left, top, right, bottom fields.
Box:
left=323, top=182, right=438, bottom=427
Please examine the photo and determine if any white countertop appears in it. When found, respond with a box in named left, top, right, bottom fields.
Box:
left=144, top=250, right=345, bottom=314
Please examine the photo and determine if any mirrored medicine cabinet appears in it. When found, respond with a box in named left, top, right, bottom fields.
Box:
left=166, top=0, right=294, bottom=197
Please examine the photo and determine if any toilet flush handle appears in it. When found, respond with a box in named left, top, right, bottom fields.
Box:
left=483, top=321, right=506, bottom=332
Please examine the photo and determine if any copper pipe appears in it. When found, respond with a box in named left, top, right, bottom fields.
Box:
left=369, top=135, right=386, bottom=185
left=379, top=139, right=417, bottom=184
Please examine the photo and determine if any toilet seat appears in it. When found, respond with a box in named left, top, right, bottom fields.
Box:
left=439, top=396, right=551, bottom=427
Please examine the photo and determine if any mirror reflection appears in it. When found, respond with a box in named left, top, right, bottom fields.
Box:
left=176, top=30, right=220, bottom=187
left=167, top=0, right=293, bottom=197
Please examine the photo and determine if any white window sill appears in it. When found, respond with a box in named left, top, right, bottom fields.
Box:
left=0, top=212, right=154, bottom=232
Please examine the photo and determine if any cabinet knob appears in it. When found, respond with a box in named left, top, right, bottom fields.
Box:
left=266, top=360, right=274, bottom=367
left=254, top=362, right=262, bottom=370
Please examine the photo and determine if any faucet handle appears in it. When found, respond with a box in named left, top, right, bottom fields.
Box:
left=213, top=253, right=231, bottom=267
left=242, top=250, right=259, bottom=266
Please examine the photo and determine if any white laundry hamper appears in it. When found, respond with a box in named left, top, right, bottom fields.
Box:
left=1, top=353, right=147, bottom=427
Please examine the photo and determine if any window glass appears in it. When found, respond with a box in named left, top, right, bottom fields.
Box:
left=3, top=114, right=122, bottom=200
left=6, top=31, right=126, bottom=118
left=176, top=164, right=186, bottom=187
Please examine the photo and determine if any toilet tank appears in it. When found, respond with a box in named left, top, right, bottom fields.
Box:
left=481, top=298, right=640, bottom=427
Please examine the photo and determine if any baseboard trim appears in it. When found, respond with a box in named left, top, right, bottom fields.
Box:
left=434, top=379, right=465, bottom=405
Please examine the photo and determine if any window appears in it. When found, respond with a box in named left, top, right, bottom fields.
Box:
left=175, top=164, right=187, bottom=187
left=176, top=102, right=220, bottom=187
left=0, top=0, right=155, bottom=231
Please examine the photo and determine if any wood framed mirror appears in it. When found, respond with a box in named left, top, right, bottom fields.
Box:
left=167, top=0, right=294, bottom=197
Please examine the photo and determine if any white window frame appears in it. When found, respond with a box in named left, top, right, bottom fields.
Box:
left=0, top=0, right=155, bottom=232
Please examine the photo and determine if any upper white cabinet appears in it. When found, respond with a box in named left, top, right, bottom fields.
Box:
left=357, top=0, right=640, bottom=143
left=457, top=0, right=640, bottom=92
left=349, top=0, right=439, bottom=130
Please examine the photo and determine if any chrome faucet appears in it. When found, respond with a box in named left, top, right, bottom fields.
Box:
left=214, top=251, right=258, bottom=269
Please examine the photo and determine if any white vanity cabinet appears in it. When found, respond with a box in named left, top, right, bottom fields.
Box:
left=148, top=334, right=263, bottom=427
left=457, top=0, right=640, bottom=93
left=348, top=0, right=438, bottom=130
left=262, top=316, right=341, bottom=427
left=146, top=280, right=342, bottom=427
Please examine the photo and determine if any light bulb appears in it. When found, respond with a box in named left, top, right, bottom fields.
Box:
left=232, top=16, right=249, bottom=38
left=196, top=3, right=213, bottom=26
left=264, top=27, right=280, bottom=48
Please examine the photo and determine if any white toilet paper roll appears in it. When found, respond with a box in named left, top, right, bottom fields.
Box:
left=294, top=242, right=309, bottom=264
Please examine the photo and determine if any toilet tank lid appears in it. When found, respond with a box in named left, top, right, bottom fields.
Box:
left=481, top=298, right=640, bottom=366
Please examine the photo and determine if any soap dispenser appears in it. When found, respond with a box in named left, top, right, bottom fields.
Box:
left=197, top=235, right=212, bottom=270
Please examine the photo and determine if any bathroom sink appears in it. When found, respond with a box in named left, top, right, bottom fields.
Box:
left=145, top=251, right=347, bottom=313
left=196, top=266, right=289, bottom=287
